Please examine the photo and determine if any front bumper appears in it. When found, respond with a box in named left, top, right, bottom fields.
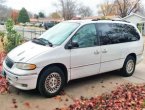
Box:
left=2, top=61, right=39, bottom=90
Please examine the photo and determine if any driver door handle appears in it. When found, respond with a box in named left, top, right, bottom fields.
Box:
left=94, top=50, right=99, bottom=55
left=102, top=49, right=107, bottom=53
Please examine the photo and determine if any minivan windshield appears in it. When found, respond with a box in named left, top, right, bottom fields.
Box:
left=39, top=22, right=80, bottom=46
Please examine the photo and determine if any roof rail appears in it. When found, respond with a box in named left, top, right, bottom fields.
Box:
left=111, top=19, right=130, bottom=23
left=92, top=18, right=101, bottom=21
left=91, top=19, right=130, bottom=23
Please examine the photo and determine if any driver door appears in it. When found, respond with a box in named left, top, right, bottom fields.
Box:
left=70, top=24, right=101, bottom=80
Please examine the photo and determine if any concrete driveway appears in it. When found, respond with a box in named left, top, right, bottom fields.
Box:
left=0, top=51, right=145, bottom=110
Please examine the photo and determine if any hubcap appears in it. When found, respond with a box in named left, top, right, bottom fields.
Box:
left=45, top=72, right=61, bottom=94
left=126, top=60, right=134, bottom=74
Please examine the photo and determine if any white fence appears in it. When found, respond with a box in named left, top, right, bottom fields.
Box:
left=0, top=25, right=46, bottom=41
left=16, top=29, right=45, bottom=40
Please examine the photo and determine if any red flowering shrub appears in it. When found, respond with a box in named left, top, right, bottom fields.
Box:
left=0, top=51, right=6, bottom=66
left=57, top=84, right=145, bottom=110
left=0, top=51, right=8, bottom=94
left=0, top=76, right=9, bottom=94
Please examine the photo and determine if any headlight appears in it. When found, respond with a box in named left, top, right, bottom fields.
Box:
left=15, top=63, right=36, bottom=70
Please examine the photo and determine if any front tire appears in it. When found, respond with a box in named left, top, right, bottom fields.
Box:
left=38, top=66, right=65, bottom=97
left=120, top=56, right=136, bottom=77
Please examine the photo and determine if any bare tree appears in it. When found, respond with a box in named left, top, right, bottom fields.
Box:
left=115, top=0, right=141, bottom=17
left=0, top=0, right=5, bottom=4
left=98, top=0, right=141, bottom=17
left=78, top=5, right=92, bottom=18
left=0, top=0, right=12, bottom=21
left=138, top=4, right=145, bottom=15
left=98, top=1, right=114, bottom=16
left=0, top=5, right=11, bottom=21
left=49, top=12, right=61, bottom=19
left=55, top=0, right=77, bottom=20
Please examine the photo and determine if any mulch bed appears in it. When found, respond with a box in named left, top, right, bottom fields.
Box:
left=0, top=51, right=8, bottom=94
left=0, top=75, right=9, bottom=94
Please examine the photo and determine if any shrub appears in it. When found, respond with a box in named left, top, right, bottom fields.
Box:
left=4, top=19, right=22, bottom=53
left=0, top=31, right=5, bottom=46
left=137, top=23, right=143, bottom=33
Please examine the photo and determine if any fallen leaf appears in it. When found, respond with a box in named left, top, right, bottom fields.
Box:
left=102, top=86, right=105, bottom=88
left=14, top=105, right=18, bottom=108
left=60, top=90, right=66, bottom=95
left=65, top=98, right=69, bottom=102
left=35, top=105, right=39, bottom=108
left=12, top=98, right=16, bottom=104
left=57, top=84, right=145, bottom=110
left=54, top=96, right=63, bottom=102
left=24, top=102, right=31, bottom=108
left=0, top=75, right=9, bottom=94
left=91, top=86, right=95, bottom=89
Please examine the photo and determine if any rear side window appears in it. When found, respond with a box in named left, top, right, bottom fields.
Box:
left=96, top=23, right=140, bottom=45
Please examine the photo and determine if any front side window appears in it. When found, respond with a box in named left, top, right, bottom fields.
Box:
left=40, top=22, right=80, bottom=46
left=72, top=24, right=98, bottom=48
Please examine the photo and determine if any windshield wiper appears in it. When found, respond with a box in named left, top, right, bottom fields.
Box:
left=32, top=38, right=53, bottom=47
left=39, top=38, right=53, bottom=47
left=32, top=38, right=46, bottom=46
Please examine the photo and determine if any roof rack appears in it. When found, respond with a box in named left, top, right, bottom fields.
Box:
left=91, top=19, right=130, bottom=23
left=91, top=18, right=101, bottom=21
left=111, top=19, right=130, bottom=23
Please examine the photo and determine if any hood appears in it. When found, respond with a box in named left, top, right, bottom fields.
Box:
left=7, top=41, right=53, bottom=62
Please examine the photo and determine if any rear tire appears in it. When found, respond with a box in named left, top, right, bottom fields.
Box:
left=120, top=56, right=136, bottom=77
left=38, top=66, right=65, bottom=97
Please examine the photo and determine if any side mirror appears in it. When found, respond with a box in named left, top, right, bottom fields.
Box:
left=67, top=41, right=79, bottom=49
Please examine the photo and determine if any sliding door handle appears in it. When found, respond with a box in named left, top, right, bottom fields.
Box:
left=94, top=50, right=99, bottom=55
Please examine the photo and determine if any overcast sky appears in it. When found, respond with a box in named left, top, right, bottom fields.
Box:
left=5, top=0, right=104, bottom=15
left=4, top=0, right=145, bottom=16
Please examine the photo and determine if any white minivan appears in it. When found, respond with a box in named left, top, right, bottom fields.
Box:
left=2, top=20, right=144, bottom=97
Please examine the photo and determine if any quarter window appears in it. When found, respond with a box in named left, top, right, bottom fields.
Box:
left=123, top=24, right=140, bottom=42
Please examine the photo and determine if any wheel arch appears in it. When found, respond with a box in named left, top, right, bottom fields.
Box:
left=120, top=53, right=137, bottom=77
left=37, top=63, right=68, bottom=87
left=126, top=53, right=137, bottom=63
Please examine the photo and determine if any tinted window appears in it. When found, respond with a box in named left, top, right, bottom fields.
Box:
left=96, top=23, right=118, bottom=45
left=96, top=23, right=140, bottom=45
left=123, top=24, right=140, bottom=42
left=72, top=24, right=98, bottom=48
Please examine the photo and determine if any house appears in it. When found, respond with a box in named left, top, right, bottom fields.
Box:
left=122, top=13, right=145, bottom=35
left=30, top=18, right=39, bottom=24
